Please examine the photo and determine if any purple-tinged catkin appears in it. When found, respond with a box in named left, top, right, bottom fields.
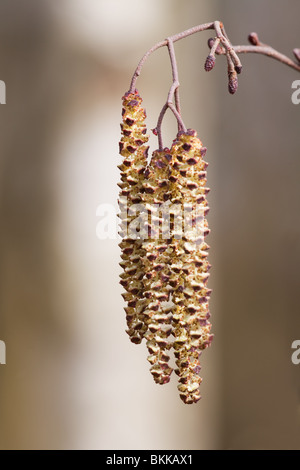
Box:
left=228, top=71, right=238, bottom=94
left=204, top=54, right=216, bottom=72
left=140, top=149, right=174, bottom=384
left=118, top=91, right=149, bottom=344
left=169, top=130, right=213, bottom=404
left=118, top=97, right=213, bottom=402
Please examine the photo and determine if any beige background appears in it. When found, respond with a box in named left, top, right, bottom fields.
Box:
left=0, top=0, right=299, bottom=449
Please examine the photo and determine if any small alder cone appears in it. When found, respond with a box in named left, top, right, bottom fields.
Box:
left=141, top=149, right=174, bottom=385
left=118, top=91, right=149, bottom=345
left=228, top=70, right=238, bottom=94
left=204, top=54, right=216, bottom=72
left=169, top=130, right=213, bottom=404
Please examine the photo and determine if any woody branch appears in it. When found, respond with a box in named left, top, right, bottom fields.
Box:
left=128, top=20, right=300, bottom=149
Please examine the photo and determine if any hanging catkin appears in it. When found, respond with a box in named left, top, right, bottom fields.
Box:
left=169, top=129, right=213, bottom=404
left=118, top=97, right=213, bottom=403
left=118, top=91, right=149, bottom=345
left=141, top=148, right=174, bottom=385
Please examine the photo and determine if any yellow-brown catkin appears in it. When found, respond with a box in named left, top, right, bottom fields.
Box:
left=118, top=91, right=149, bottom=345
left=141, top=149, right=174, bottom=384
left=118, top=99, right=213, bottom=402
left=169, top=129, right=213, bottom=404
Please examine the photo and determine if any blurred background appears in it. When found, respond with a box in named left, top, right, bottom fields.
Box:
left=0, top=0, right=299, bottom=450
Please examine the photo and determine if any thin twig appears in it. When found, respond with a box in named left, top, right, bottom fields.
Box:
left=155, top=38, right=187, bottom=149
left=167, top=39, right=181, bottom=120
left=210, top=37, right=221, bottom=56
left=129, top=40, right=167, bottom=94
left=230, top=45, right=300, bottom=71
left=214, top=21, right=243, bottom=72
left=156, top=103, right=168, bottom=150
left=128, top=20, right=300, bottom=148
left=129, top=22, right=217, bottom=94
left=169, top=22, right=216, bottom=44
left=168, top=103, right=186, bottom=133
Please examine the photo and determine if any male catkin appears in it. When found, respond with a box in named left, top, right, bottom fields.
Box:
left=141, top=149, right=174, bottom=385
left=118, top=91, right=149, bottom=345
left=169, top=130, right=213, bottom=404
left=118, top=98, right=213, bottom=403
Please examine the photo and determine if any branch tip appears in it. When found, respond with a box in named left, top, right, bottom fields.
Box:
left=293, top=48, right=300, bottom=64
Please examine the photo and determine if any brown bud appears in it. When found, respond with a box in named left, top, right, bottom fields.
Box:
left=248, top=32, right=259, bottom=46
left=204, top=54, right=216, bottom=72
left=207, top=38, right=223, bottom=55
left=207, top=38, right=215, bottom=49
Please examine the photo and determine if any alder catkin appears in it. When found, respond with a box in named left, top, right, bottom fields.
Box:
left=169, top=130, right=213, bottom=404
left=118, top=95, right=213, bottom=403
left=118, top=91, right=149, bottom=344
left=141, top=149, right=174, bottom=384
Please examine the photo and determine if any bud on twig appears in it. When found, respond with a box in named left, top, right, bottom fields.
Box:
left=204, top=54, right=216, bottom=72
left=207, top=38, right=224, bottom=55
left=248, top=32, right=260, bottom=46
left=207, top=38, right=214, bottom=50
